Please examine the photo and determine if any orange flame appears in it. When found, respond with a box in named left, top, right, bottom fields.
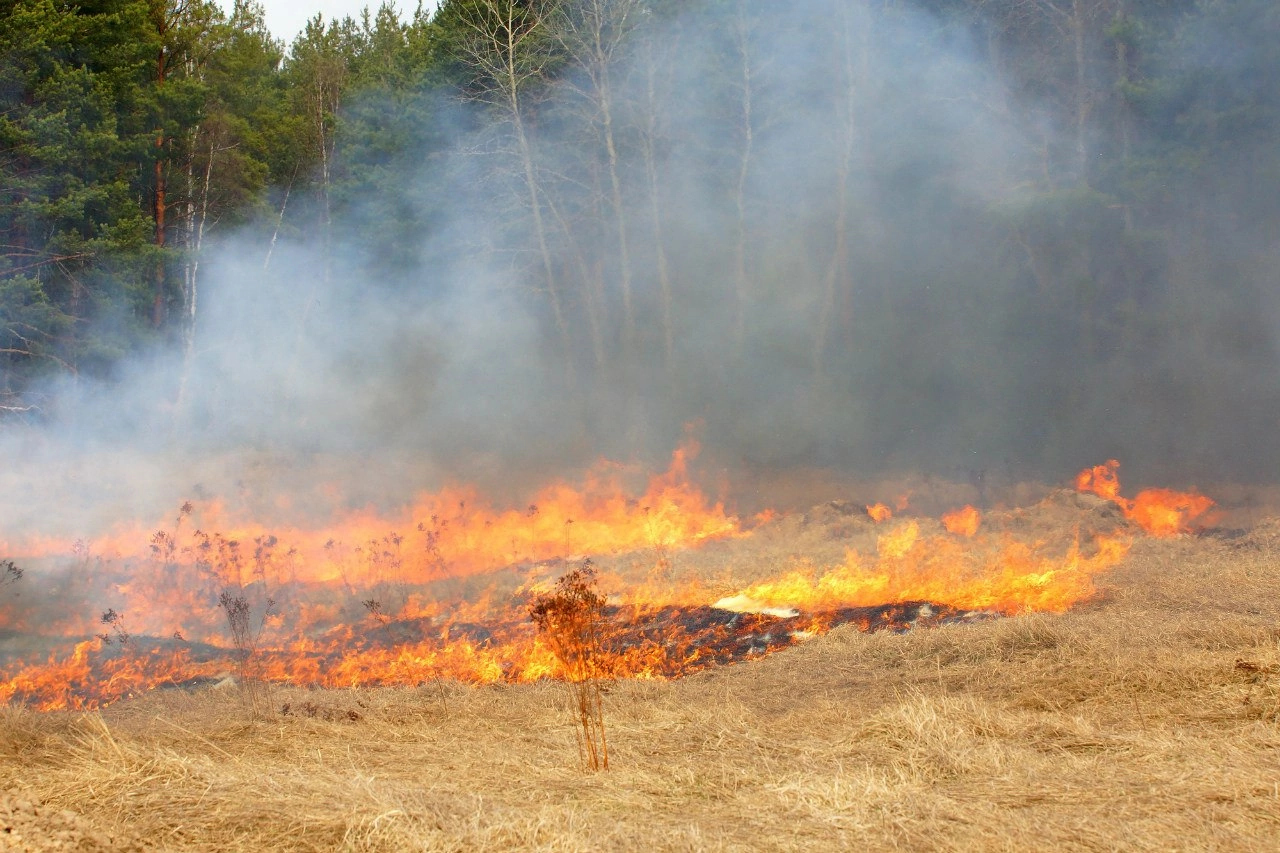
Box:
left=2, top=455, right=1205, bottom=711
left=1075, top=460, right=1213, bottom=536
left=737, top=521, right=1125, bottom=615
left=941, top=505, right=981, bottom=537
left=866, top=503, right=893, bottom=523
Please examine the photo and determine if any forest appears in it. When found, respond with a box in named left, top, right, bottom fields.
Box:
left=2, top=0, right=1278, bottom=488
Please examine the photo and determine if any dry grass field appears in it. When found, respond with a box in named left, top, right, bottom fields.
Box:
left=3, top=512, right=1280, bottom=851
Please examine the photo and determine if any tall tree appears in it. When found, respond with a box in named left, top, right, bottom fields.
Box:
left=175, top=0, right=285, bottom=406
left=631, top=8, right=678, bottom=370
left=439, top=0, right=573, bottom=369
left=286, top=15, right=359, bottom=290
left=812, top=2, right=868, bottom=379
left=143, top=0, right=215, bottom=330
left=546, top=0, right=643, bottom=341
left=1, top=0, right=159, bottom=398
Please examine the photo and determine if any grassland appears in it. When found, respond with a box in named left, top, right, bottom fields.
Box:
left=2, top=515, right=1279, bottom=851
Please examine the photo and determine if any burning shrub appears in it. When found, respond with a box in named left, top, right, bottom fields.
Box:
left=529, top=562, right=610, bottom=771
left=96, top=609, right=131, bottom=648
left=0, top=559, right=21, bottom=612
left=219, top=590, right=277, bottom=718
left=0, top=559, right=21, bottom=630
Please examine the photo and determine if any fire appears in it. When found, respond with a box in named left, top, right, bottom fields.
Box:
left=1075, top=460, right=1123, bottom=502
left=736, top=521, right=1124, bottom=615
left=941, top=505, right=981, bottom=537
left=1075, top=460, right=1213, bottom=536
left=866, top=495, right=909, bottom=523
left=866, top=503, right=893, bottom=523
left=1, top=444, right=740, bottom=634
left=0, top=457, right=1204, bottom=711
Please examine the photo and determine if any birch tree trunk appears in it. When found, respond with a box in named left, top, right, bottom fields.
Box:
left=639, top=29, right=674, bottom=372
left=460, top=0, right=573, bottom=376
left=730, top=0, right=757, bottom=351
left=813, top=6, right=861, bottom=380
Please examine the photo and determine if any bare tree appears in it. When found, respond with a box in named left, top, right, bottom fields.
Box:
left=458, top=0, right=573, bottom=370
left=813, top=3, right=867, bottom=379
left=634, top=12, right=677, bottom=371
left=546, top=0, right=643, bottom=342
left=977, top=0, right=1120, bottom=187
left=728, top=0, right=760, bottom=350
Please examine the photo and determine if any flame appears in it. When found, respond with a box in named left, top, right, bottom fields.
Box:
left=1075, top=460, right=1213, bottom=536
left=737, top=521, right=1125, bottom=615
left=866, top=503, right=893, bottom=523
left=941, top=505, right=981, bottom=537
left=1, top=456, right=1204, bottom=711
left=1, top=444, right=740, bottom=633
left=1075, top=460, right=1123, bottom=503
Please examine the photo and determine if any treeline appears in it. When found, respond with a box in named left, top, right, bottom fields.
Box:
left=2, top=0, right=1278, bottom=478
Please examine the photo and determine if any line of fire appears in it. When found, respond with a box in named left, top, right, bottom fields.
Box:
left=0, top=448, right=1215, bottom=711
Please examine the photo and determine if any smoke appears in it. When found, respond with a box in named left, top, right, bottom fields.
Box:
left=3, top=0, right=1278, bottom=543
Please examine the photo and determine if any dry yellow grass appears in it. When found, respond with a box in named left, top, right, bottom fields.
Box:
left=3, top=523, right=1280, bottom=851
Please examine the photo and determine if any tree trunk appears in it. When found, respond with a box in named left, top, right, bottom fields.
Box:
left=545, top=192, right=606, bottom=368
left=264, top=169, right=296, bottom=271
left=1071, top=0, right=1090, bottom=185
left=814, top=7, right=859, bottom=380
left=731, top=0, right=755, bottom=351
left=315, top=77, right=333, bottom=291
left=1113, top=3, right=1134, bottom=230
left=501, top=9, right=571, bottom=374
left=152, top=43, right=168, bottom=329
left=641, top=36, right=673, bottom=372
left=176, top=133, right=215, bottom=412
left=599, top=74, right=632, bottom=340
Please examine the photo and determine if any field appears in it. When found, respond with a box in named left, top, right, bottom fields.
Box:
left=2, top=499, right=1280, bottom=851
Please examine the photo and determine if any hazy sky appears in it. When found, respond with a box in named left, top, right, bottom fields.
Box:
left=219, top=1, right=424, bottom=43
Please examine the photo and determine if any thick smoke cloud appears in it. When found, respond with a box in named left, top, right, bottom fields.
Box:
left=2, top=0, right=1277, bottom=542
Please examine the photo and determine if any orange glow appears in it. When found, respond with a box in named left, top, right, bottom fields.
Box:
left=2, top=444, right=741, bottom=631
left=1076, top=460, right=1123, bottom=502
left=1, top=455, right=1211, bottom=711
left=941, top=505, right=981, bottom=537
left=738, top=522, right=1126, bottom=615
left=1075, top=460, right=1213, bottom=536
left=866, top=503, right=893, bottom=523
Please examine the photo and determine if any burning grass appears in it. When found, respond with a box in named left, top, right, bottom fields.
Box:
left=2, top=527, right=1279, bottom=851
left=3, top=462, right=1270, bottom=849
left=0, top=485, right=1127, bottom=710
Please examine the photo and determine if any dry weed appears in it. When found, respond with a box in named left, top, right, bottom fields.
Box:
left=530, top=563, right=610, bottom=771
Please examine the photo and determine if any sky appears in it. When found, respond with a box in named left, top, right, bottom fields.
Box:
left=218, top=0, right=423, bottom=44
